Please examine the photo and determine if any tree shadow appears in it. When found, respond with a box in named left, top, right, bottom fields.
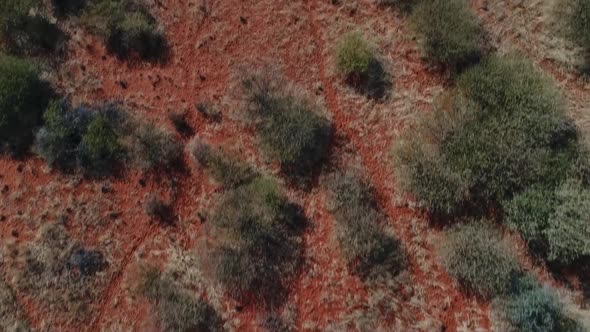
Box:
left=346, top=59, right=392, bottom=100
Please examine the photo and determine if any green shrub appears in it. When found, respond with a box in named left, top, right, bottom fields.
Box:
left=336, top=31, right=376, bottom=77
left=328, top=173, right=406, bottom=279
left=441, top=222, right=521, bottom=298
left=128, top=122, right=183, bottom=171
left=0, top=54, right=52, bottom=154
left=211, top=177, right=306, bottom=305
left=188, top=137, right=256, bottom=188
left=241, top=69, right=332, bottom=176
left=79, top=114, right=124, bottom=175
left=504, top=277, right=583, bottom=332
left=139, top=266, right=222, bottom=332
left=1, top=0, right=65, bottom=56
left=394, top=56, right=586, bottom=215
left=412, top=0, right=483, bottom=70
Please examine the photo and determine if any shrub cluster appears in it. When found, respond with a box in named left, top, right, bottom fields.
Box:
left=188, top=137, right=256, bottom=188
left=0, top=0, right=65, bottom=56
left=210, top=177, right=306, bottom=305
left=240, top=68, right=333, bottom=176
left=440, top=222, right=521, bottom=299
left=82, top=0, right=168, bottom=62
left=565, top=0, right=590, bottom=53
left=411, top=0, right=483, bottom=70
left=139, top=266, right=222, bottom=332
left=0, top=55, right=52, bottom=154
left=328, top=172, right=406, bottom=279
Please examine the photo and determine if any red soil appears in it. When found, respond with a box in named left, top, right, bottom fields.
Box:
left=3, top=0, right=586, bottom=331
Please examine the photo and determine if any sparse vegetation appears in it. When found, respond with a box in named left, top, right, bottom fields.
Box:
left=188, top=137, right=256, bottom=188
left=411, top=0, right=483, bottom=70
left=240, top=68, right=333, bottom=175
left=139, top=266, right=223, bottom=332
left=375, top=0, right=417, bottom=12
left=5, top=223, right=108, bottom=323
left=440, top=222, right=521, bottom=299
left=328, top=172, right=406, bottom=279
left=0, top=54, right=52, bottom=154
left=210, top=177, right=306, bottom=305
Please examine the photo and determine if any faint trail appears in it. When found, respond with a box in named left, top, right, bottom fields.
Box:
left=90, top=222, right=159, bottom=330
left=303, top=1, right=490, bottom=330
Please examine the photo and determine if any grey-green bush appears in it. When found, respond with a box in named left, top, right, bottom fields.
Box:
left=129, top=122, right=183, bottom=171
left=328, top=173, right=406, bottom=279
left=441, top=222, right=521, bottom=298
left=565, top=0, right=590, bottom=52
left=412, top=0, right=483, bottom=70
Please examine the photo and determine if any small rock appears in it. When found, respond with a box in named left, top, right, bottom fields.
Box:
left=17, top=164, right=24, bottom=172
left=139, top=179, right=147, bottom=187
left=0, top=215, right=6, bottom=222
left=239, top=16, right=247, bottom=24
left=11, top=230, right=18, bottom=238
left=119, top=80, right=128, bottom=89
left=1, top=185, right=8, bottom=194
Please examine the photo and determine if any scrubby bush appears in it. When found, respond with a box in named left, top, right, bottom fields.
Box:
left=79, top=114, right=124, bottom=175
left=128, top=122, right=183, bottom=171
left=107, top=12, right=169, bottom=62
left=241, top=69, right=333, bottom=175
left=188, top=137, right=256, bottom=188
left=211, top=177, right=306, bottom=305
left=140, top=266, right=223, bottom=332
left=145, top=195, right=174, bottom=224
left=81, top=1, right=168, bottom=62
left=0, top=0, right=65, bottom=56
left=395, top=56, right=586, bottom=215
left=0, top=55, right=52, bottom=154
left=328, top=172, right=406, bottom=279
left=412, top=0, right=483, bottom=70
left=503, top=276, right=583, bottom=332
left=336, top=31, right=376, bottom=78
left=441, top=222, right=521, bottom=298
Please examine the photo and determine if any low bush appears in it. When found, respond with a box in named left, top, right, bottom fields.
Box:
left=188, top=137, right=256, bottom=188
left=328, top=172, right=406, bottom=279
left=211, top=177, right=306, bottom=305
left=241, top=69, right=333, bottom=175
left=440, top=222, right=521, bottom=299
left=128, top=122, right=183, bottom=172
left=503, top=276, right=583, bottom=332
left=139, top=266, right=223, bottom=332
left=0, top=55, right=52, bottom=154
left=411, top=0, right=483, bottom=70
left=1, top=0, right=65, bottom=56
